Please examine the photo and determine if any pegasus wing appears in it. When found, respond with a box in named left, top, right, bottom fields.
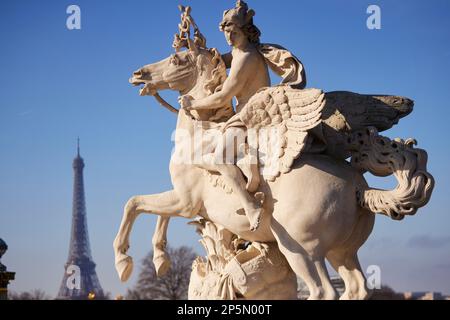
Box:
left=321, top=91, right=414, bottom=159
left=240, top=86, right=325, bottom=181
left=322, top=91, right=413, bottom=131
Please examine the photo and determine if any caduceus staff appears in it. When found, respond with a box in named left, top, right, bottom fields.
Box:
left=151, top=5, right=206, bottom=115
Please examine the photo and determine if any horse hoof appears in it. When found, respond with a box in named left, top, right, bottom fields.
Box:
left=115, top=254, right=134, bottom=282
left=153, top=255, right=171, bottom=277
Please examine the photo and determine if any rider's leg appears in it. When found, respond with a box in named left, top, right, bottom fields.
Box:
left=235, top=126, right=260, bottom=192
left=214, top=163, right=263, bottom=231
left=222, top=127, right=262, bottom=229
left=198, top=154, right=262, bottom=231
left=236, top=150, right=260, bottom=192
left=196, top=126, right=263, bottom=230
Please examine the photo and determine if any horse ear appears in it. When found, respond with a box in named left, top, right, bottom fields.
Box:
left=187, top=38, right=199, bottom=56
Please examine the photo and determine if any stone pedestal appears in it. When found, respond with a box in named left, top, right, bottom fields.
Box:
left=0, top=272, right=15, bottom=300
left=0, top=238, right=15, bottom=300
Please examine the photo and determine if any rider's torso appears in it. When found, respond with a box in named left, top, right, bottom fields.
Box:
left=232, top=47, right=270, bottom=113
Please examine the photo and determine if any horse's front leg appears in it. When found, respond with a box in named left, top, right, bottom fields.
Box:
left=152, top=216, right=171, bottom=277
left=113, top=190, right=195, bottom=282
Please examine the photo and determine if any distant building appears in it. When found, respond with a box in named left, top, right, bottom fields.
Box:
left=298, top=275, right=449, bottom=300
left=56, top=141, right=105, bottom=300
left=297, top=275, right=345, bottom=299
left=404, top=291, right=449, bottom=300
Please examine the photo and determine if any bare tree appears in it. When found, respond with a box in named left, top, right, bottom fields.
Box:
left=369, top=285, right=405, bottom=300
left=8, top=289, right=50, bottom=300
left=126, top=246, right=196, bottom=300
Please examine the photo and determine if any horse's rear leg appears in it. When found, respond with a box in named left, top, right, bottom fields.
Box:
left=113, top=190, right=194, bottom=282
left=327, top=251, right=370, bottom=300
left=278, top=247, right=337, bottom=300
left=326, top=210, right=374, bottom=300
left=271, top=222, right=337, bottom=300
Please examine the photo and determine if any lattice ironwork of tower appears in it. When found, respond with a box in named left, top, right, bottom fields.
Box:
left=57, top=141, right=105, bottom=300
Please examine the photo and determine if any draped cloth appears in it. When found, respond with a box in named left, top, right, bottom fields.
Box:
left=257, top=43, right=307, bottom=89
left=257, top=43, right=326, bottom=152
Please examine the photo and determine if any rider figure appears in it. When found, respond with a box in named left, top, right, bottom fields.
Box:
left=179, top=0, right=306, bottom=231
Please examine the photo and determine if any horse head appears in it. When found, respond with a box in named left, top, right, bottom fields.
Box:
left=129, top=48, right=197, bottom=96
left=129, top=42, right=232, bottom=122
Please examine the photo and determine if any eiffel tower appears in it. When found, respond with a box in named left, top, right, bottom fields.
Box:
left=57, top=140, right=105, bottom=299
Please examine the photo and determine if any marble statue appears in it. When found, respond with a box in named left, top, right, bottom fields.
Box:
left=114, top=1, right=434, bottom=300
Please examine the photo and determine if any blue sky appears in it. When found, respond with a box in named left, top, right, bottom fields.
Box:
left=1, top=0, right=449, bottom=297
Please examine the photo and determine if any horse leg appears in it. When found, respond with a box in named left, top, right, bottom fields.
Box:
left=271, top=221, right=336, bottom=300
left=152, top=216, right=171, bottom=277
left=326, top=211, right=374, bottom=300
left=113, top=190, right=195, bottom=282
left=327, top=251, right=370, bottom=300
left=327, top=250, right=356, bottom=299
left=346, top=254, right=371, bottom=300
left=278, top=247, right=335, bottom=300
left=314, top=258, right=338, bottom=300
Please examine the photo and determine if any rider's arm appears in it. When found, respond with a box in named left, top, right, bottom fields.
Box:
left=189, top=54, right=251, bottom=110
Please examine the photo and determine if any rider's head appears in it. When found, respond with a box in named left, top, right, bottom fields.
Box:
left=219, top=0, right=261, bottom=46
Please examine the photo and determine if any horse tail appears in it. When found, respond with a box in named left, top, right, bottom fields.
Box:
left=350, top=127, right=434, bottom=220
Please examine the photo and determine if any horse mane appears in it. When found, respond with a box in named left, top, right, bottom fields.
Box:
left=203, top=48, right=235, bottom=122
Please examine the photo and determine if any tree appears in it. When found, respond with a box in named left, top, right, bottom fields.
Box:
left=8, top=289, right=50, bottom=300
left=126, top=246, right=197, bottom=300
left=369, top=285, right=404, bottom=300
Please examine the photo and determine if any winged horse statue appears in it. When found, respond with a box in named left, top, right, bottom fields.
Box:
left=113, top=3, right=434, bottom=300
